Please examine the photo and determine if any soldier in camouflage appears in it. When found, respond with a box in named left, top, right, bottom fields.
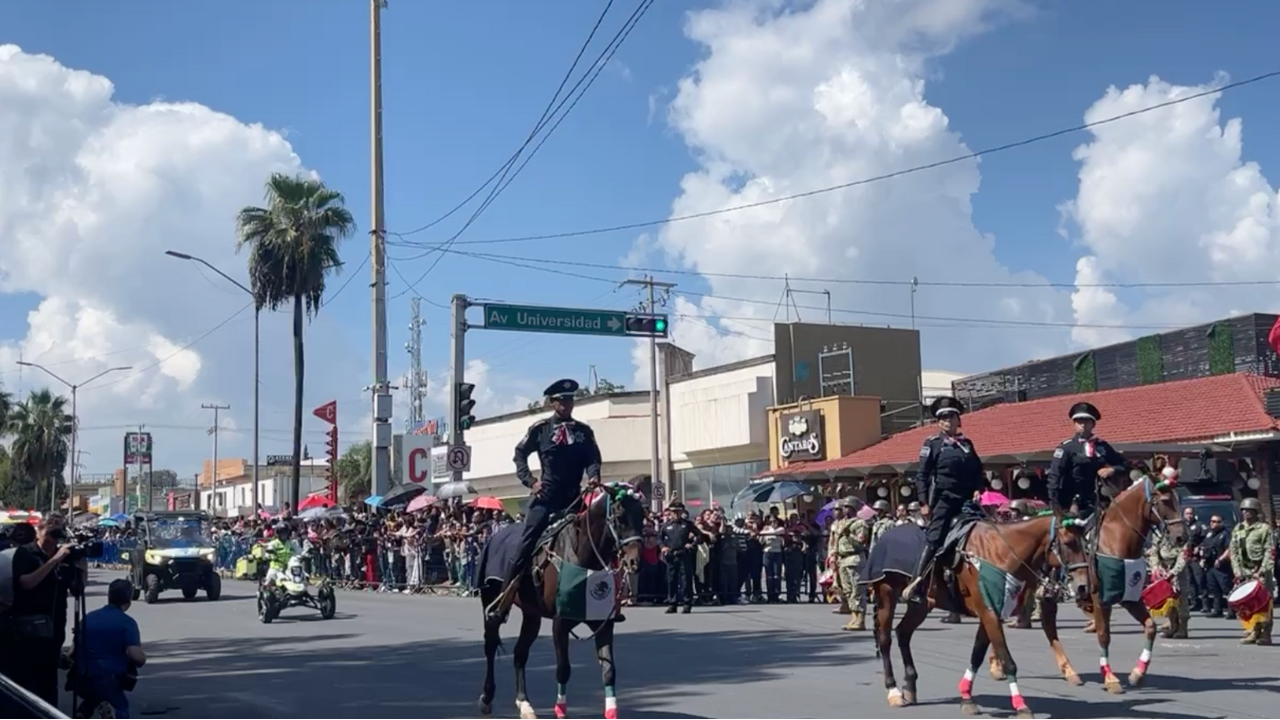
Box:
left=1146, top=528, right=1192, bottom=639
left=1230, top=497, right=1275, bottom=645
left=826, top=501, right=854, bottom=614
left=869, top=500, right=893, bottom=548
left=832, top=498, right=871, bottom=631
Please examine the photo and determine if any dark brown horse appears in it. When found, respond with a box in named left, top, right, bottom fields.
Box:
left=870, top=514, right=1091, bottom=719
left=1024, top=475, right=1184, bottom=694
left=478, top=484, right=645, bottom=720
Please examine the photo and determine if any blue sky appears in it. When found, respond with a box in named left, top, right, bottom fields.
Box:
left=4, top=0, right=1280, bottom=471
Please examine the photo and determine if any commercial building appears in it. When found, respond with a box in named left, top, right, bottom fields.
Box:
left=196, top=457, right=331, bottom=516
left=397, top=321, right=928, bottom=512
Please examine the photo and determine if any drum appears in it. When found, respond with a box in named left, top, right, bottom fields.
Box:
left=1141, top=577, right=1177, bottom=616
left=1227, top=579, right=1271, bottom=619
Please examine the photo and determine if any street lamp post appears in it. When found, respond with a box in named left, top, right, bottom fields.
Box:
left=165, top=250, right=261, bottom=517
left=16, top=363, right=132, bottom=513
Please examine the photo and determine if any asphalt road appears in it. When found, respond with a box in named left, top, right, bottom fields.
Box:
left=68, top=571, right=1275, bottom=719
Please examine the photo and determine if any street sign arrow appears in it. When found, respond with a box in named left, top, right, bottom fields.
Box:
left=607, top=317, right=622, bottom=332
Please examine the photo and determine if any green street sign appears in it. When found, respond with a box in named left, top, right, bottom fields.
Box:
left=482, top=303, right=629, bottom=337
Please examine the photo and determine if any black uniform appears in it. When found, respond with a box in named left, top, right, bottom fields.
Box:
left=1184, top=514, right=1208, bottom=610
left=660, top=515, right=698, bottom=610
left=1045, top=433, right=1125, bottom=517
left=915, top=433, right=985, bottom=553
left=1199, top=524, right=1232, bottom=616
left=505, top=416, right=603, bottom=585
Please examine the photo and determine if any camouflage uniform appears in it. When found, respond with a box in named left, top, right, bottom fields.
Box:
left=826, top=512, right=852, bottom=612
left=835, top=507, right=870, bottom=631
left=1230, top=498, right=1276, bottom=645
left=1145, top=529, right=1191, bottom=638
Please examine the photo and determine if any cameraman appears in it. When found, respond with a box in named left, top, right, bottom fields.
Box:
left=9, top=513, right=84, bottom=706
left=78, top=579, right=145, bottom=718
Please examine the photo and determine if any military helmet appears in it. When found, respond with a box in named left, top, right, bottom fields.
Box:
left=907, top=501, right=921, bottom=512
left=1240, top=497, right=1263, bottom=513
left=838, top=497, right=857, bottom=508
left=1008, top=499, right=1030, bottom=514
left=872, top=500, right=890, bottom=512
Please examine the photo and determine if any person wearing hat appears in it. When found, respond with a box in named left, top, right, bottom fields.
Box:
left=869, top=500, right=893, bottom=549
left=1046, top=401, right=1127, bottom=520
left=488, top=378, right=604, bottom=623
left=659, top=501, right=698, bottom=614
left=829, top=498, right=871, bottom=631
left=1230, top=497, right=1274, bottom=645
left=907, top=396, right=985, bottom=602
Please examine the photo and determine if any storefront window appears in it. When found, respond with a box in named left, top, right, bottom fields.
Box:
left=675, top=460, right=769, bottom=513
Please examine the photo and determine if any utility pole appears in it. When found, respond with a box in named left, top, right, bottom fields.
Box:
left=369, top=0, right=393, bottom=498
left=623, top=276, right=676, bottom=513
left=202, top=404, right=230, bottom=514
left=405, top=297, right=427, bottom=432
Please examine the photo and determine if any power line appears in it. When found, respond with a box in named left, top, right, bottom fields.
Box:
left=322, top=251, right=372, bottom=306
left=388, top=69, right=1280, bottom=249
left=392, top=0, right=620, bottom=239
left=386, top=243, right=1280, bottom=291
left=411, top=243, right=1207, bottom=331
left=81, top=303, right=255, bottom=392
left=389, top=0, right=656, bottom=300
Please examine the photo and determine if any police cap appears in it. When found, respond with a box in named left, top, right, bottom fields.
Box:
left=928, top=396, right=966, bottom=418
left=545, top=379, right=580, bottom=399
left=667, top=500, right=686, bottom=511
left=1069, top=401, right=1101, bottom=423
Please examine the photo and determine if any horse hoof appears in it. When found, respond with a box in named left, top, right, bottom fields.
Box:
left=554, top=703, right=568, bottom=719
left=1104, top=679, right=1124, bottom=695
left=990, top=666, right=1007, bottom=681
left=1016, top=708, right=1035, bottom=719
left=901, top=689, right=916, bottom=706
left=1065, top=672, right=1084, bottom=687
left=604, top=708, right=618, bottom=720
left=960, top=700, right=979, bottom=715
left=477, top=699, right=492, bottom=717
left=887, top=689, right=905, bottom=708
left=1128, top=670, right=1145, bottom=688
left=517, top=700, right=538, bottom=719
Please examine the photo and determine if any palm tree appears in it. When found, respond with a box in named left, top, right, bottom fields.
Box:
left=9, top=388, right=73, bottom=511
left=336, top=440, right=372, bottom=502
left=235, top=172, right=355, bottom=507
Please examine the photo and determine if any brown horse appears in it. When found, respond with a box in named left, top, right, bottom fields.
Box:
left=870, top=514, right=1091, bottom=719
left=1034, top=475, right=1183, bottom=693
left=477, top=484, right=646, bottom=719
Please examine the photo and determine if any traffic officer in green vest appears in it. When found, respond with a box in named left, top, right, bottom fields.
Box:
left=1231, top=497, right=1275, bottom=645
left=832, top=498, right=870, bottom=631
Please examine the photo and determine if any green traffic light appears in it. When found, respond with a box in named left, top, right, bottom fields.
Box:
left=655, top=318, right=667, bottom=332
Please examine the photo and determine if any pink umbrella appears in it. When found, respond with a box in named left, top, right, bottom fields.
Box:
left=980, top=491, right=1009, bottom=507
left=406, top=495, right=438, bottom=513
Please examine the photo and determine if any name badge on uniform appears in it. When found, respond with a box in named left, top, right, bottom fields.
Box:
left=919, top=444, right=931, bottom=458
left=1053, top=447, right=1064, bottom=459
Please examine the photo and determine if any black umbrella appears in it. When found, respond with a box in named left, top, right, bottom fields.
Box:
left=380, top=483, right=426, bottom=508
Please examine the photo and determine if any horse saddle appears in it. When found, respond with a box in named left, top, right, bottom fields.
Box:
left=940, top=510, right=984, bottom=570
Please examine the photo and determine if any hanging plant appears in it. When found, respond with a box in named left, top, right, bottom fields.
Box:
left=1208, top=323, right=1235, bottom=375
left=1073, top=352, right=1097, bottom=393
left=1136, top=335, right=1163, bottom=385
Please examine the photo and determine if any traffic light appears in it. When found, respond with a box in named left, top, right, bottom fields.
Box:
left=457, top=382, right=476, bottom=431
left=624, top=314, right=669, bottom=338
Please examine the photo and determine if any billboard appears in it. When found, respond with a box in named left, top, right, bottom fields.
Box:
left=400, top=434, right=447, bottom=485
left=124, top=432, right=153, bottom=465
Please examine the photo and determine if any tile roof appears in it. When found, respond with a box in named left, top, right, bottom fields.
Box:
left=793, top=373, right=1280, bottom=474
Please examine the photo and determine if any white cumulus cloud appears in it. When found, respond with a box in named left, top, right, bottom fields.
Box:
left=0, top=45, right=365, bottom=474
left=1064, top=74, right=1280, bottom=338
left=633, top=0, right=1068, bottom=386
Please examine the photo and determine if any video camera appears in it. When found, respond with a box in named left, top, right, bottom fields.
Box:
left=56, top=529, right=104, bottom=562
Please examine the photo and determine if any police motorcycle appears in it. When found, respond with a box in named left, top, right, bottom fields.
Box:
left=253, top=545, right=337, bottom=623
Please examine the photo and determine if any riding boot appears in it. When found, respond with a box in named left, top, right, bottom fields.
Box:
left=486, top=577, right=520, bottom=623
left=905, top=546, right=936, bottom=602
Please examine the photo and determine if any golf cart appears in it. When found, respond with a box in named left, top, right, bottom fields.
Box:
left=130, top=511, right=222, bottom=604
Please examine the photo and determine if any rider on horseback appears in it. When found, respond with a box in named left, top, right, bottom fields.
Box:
left=1045, top=401, right=1127, bottom=521
left=487, top=379, right=607, bottom=624
left=906, top=396, right=984, bottom=601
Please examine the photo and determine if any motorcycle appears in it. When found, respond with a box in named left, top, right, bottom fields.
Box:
left=254, top=548, right=337, bottom=624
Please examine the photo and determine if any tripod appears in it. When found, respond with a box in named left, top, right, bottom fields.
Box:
left=62, top=568, right=88, bottom=718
